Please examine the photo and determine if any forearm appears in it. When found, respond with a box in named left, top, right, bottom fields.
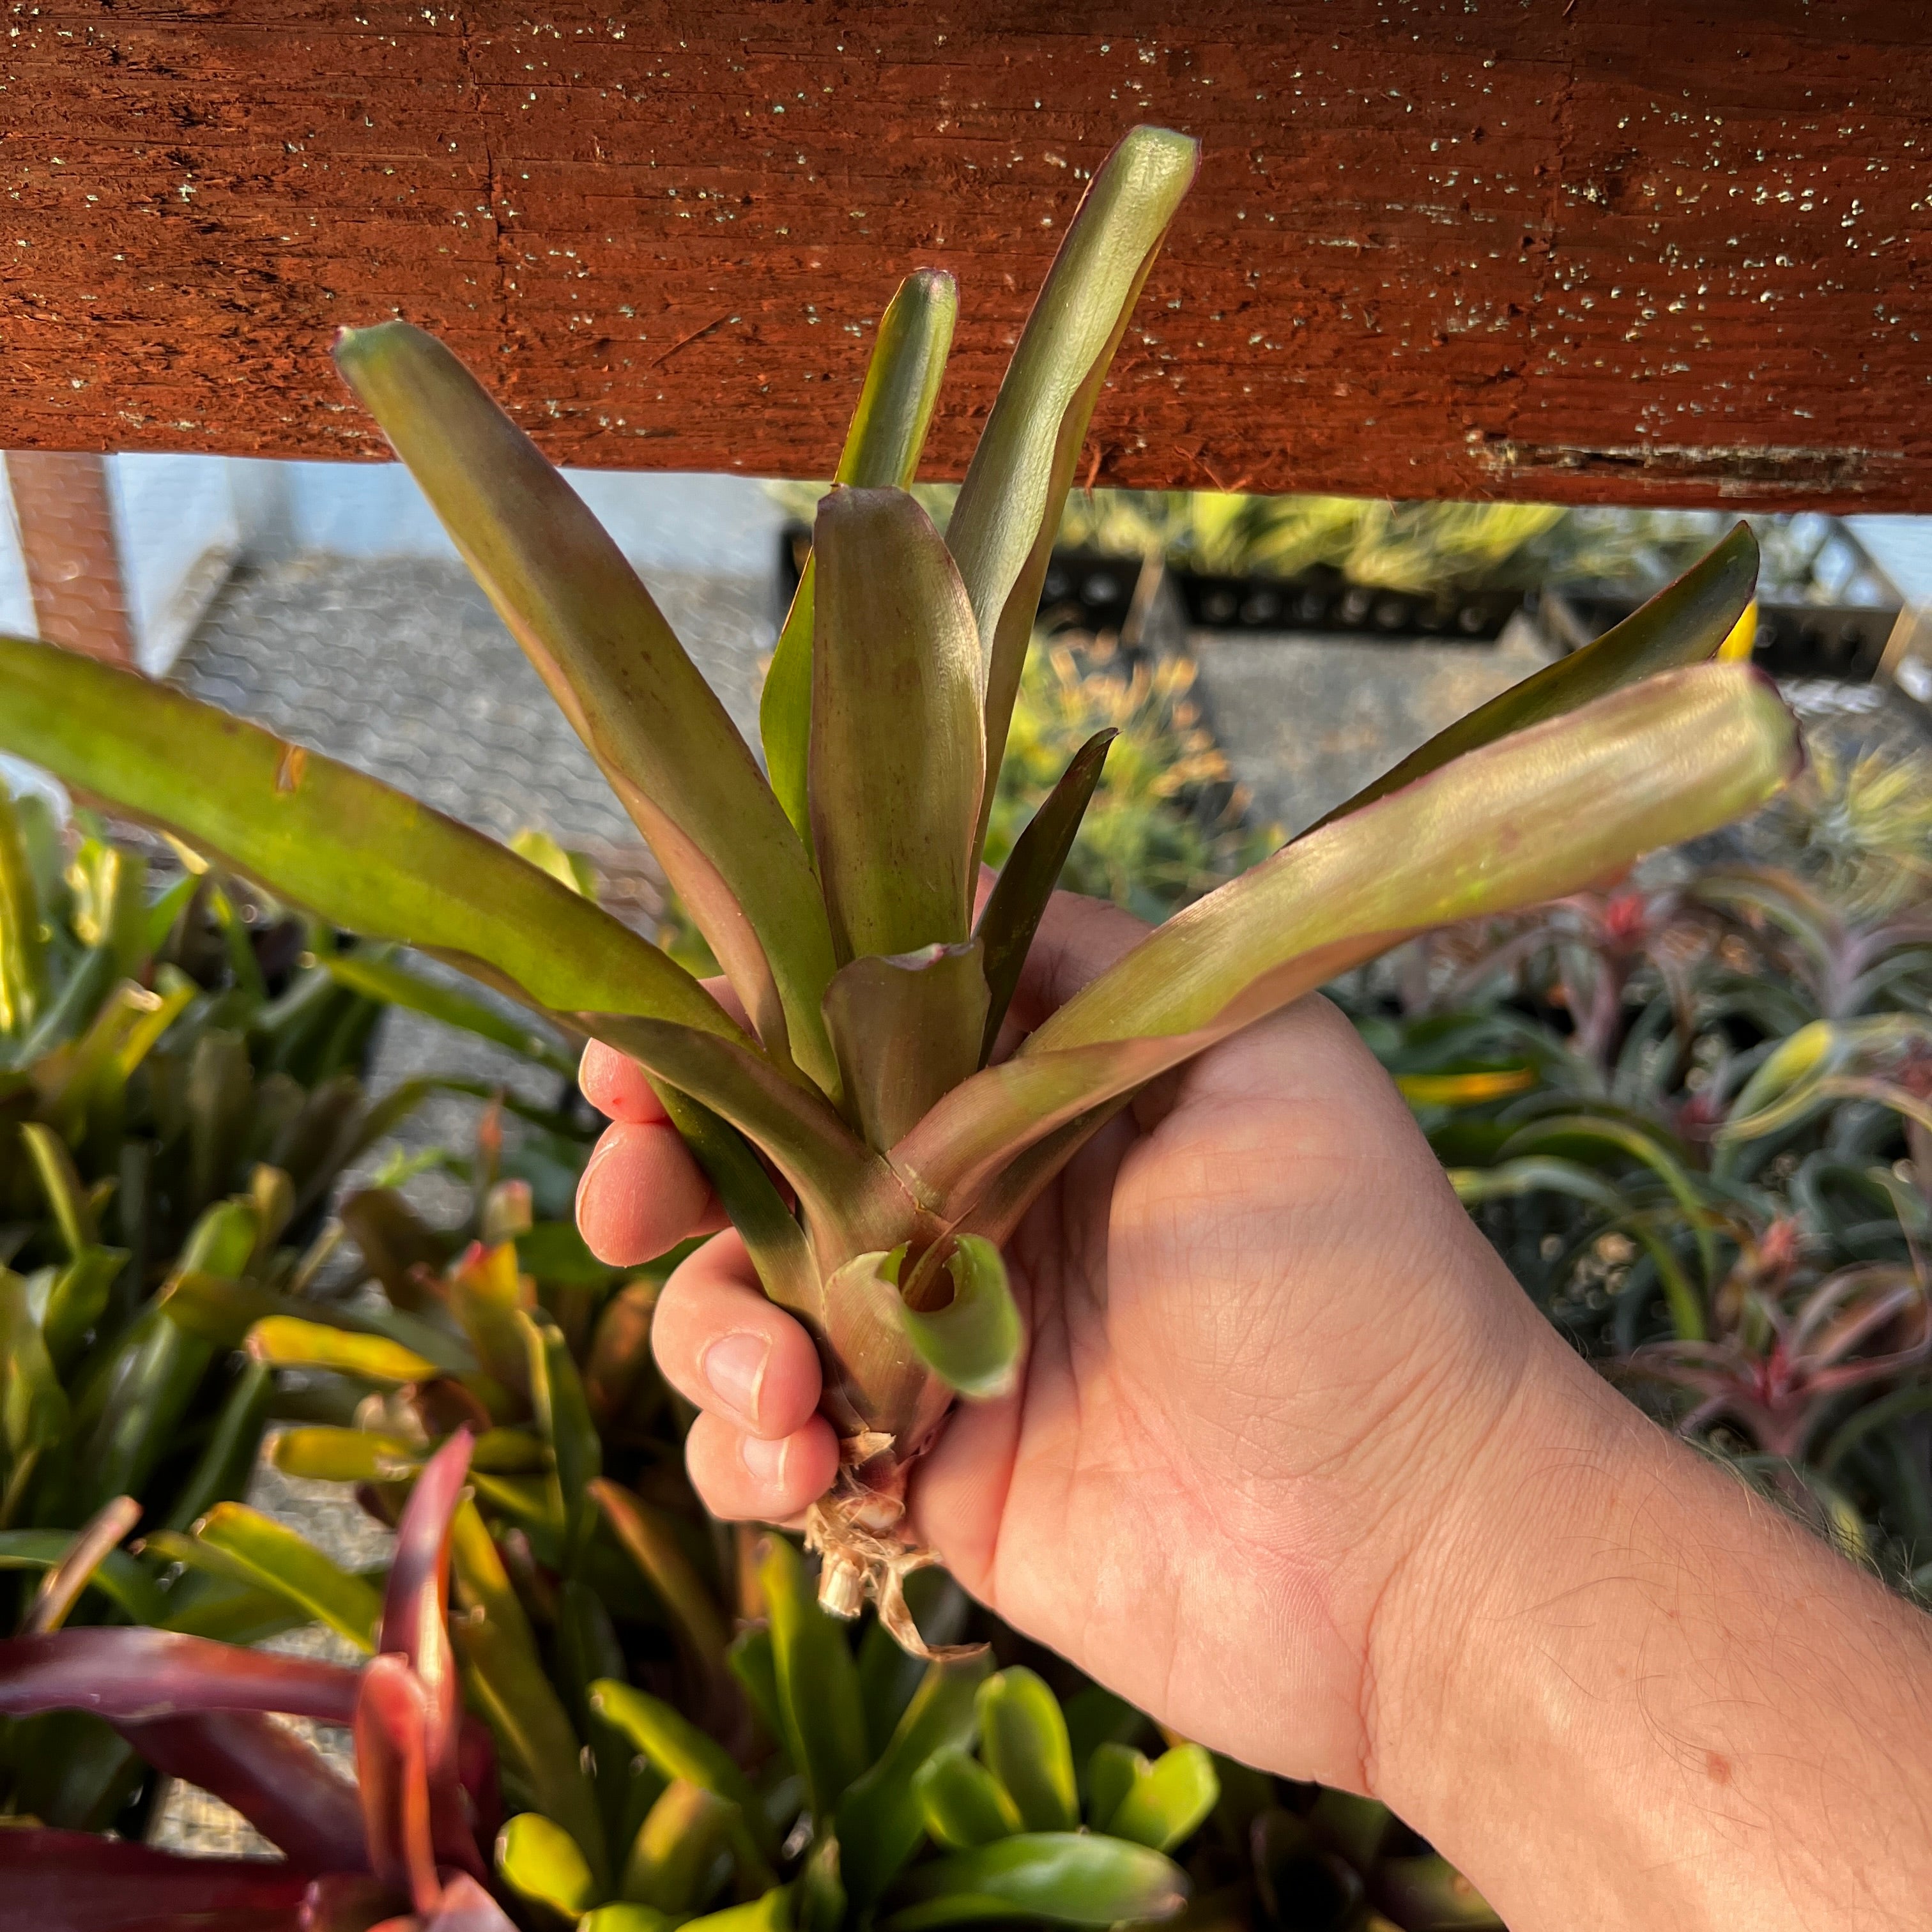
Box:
left=1370, top=1335, right=1932, bottom=1932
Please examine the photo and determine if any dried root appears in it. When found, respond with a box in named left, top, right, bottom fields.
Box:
left=803, top=1471, right=984, bottom=1662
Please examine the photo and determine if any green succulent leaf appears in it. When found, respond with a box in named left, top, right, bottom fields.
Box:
left=591, top=1480, right=734, bottom=1705
left=498, top=1810, right=601, bottom=1919
left=269, top=1426, right=427, bottom=1485
left=681, top=1892, right=795, bottom=1932
left=976, top=1668, right=1078, bottom=1834
left=1101, top=1743, right=1218, bottom=1853
left=896, top=666, right=1801, bottom=1219
left=900, top=1238, right=1023, bottom=1400
left=913, top=1745, right=1023, bottom=1851
left=837, top=1653, right=991, bottom=1905
left=589, top=1680, right=764, bottom=1839
left=946, top=125, right=1199, bottom=861
left=764, top=269, right=958, bottom=836
left=974, top=728, right=1116, bottom=1060
left=580, top=1908, right=680, bottom=1932
left=333, top=321, right=839, bottom=1093
left=160, top=1360, right=274, bottom=1533
left=884, top=1832, right=1188, bottom=1928
left=1084, top=1742, right=1146, bottom=1834
left=620, top=1777, right=739, bottom=1915
left=810, top=487, right=985, bottom=965
left=1308, top=521, right=1762, bottom=833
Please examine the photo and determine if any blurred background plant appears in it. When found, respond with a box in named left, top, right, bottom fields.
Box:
left=1348, top=731, right=1932, bottom=1589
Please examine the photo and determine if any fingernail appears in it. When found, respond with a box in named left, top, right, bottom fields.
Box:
left=702, top=1331, right=771, bottom=1425
left=740, top=1433, right=788, bottom=1485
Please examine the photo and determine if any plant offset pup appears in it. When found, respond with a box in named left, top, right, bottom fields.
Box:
left=0, top=127, right=1799, bottom=1646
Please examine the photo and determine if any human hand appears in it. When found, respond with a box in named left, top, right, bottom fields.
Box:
left=576, top=888, right=1560, bottom=1791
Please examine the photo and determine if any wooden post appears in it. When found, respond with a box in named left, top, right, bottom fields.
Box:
left=5, top=454, right=135, bottom=667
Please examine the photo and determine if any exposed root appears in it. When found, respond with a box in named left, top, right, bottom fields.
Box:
left=803, top=1475, right=984, bottom=1662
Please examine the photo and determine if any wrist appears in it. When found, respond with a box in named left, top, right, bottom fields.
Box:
left=1361, top=1311, right=1932, bottom=1932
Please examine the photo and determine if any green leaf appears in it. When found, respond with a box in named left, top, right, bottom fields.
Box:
left=246, top=1314, right=443, bottom=1386
left=1307, top=521, right=1761, bottom=833
left=896, top=666, right=1801, bottom=1222
left=40, top=1248, right=127, bottom=1371
left=0, top=1517, right=165, bottom=1628
left=326, top=946, right=574, bottom=1075
left=976, top=1668, right=1077, bottom=1833
left=620, top=1778, right=738, bottom=1915
left=0, top=778, right=49, bottom=1037
left=589, top=1680, right=762, bottom=1826
left=332, top=321, right=841, bottom=1096
left=0, top=634, right=733, bottom=1044
left=580, top=1909, right=679, bottom=1932
left=167, top=1501, right=383, bottom=1650
left=455, top=1610, right=608, bottom=1885
left=764, top=269, right=958, bottom=837
left=727, top=1626, right=783, bottom=1743
left=269, top=1425, right=426, bottom=1484
left=884, top=1832, right=1187, bottom=1928
left=1084, top=1742, right=1146, bottom=1834
left=758, top=1534, right=870, bottom=1825
left=510, top=826, right=599, bottom=898
left=162, top=1268, right=470, bottom=1372
left=823, top=943, right=989, bottom=1153
left=915, top=1747, right=1023, bottom=1851
left=838, top=1655, right=992, bottom=1903
left=20, top=1121, right=93, bottom=1255
left=946, top=126, right=1199, bottom=861
left=974, top=729, right=1115, bottom=1059
left=1101, top=1744, right=1217, bottom=1853
left=525, top=1312, right=602, bottom=1573
left=592, top=1480, right=733, bottom=1699
left=161, top=1360, right=273, bottom=1531
left=900, top=1237, right=1023, bottom=1400
left=1374, top=1855, right=1503, bottom=1928
left=682, top=1893, right=795, bottom=1932
left=1445, top=1158, right=1630, bottom=1218
left=810, top=487, right=985, bottom=965
left=498, top=1811, right=601, bottom=1920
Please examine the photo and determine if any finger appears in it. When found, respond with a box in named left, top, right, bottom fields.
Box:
left=578, top=975, right=749, bottom=1121
left=682, top=1409, right=840, bottom=1524
left=652, top=1231, right=824, bottom=1439
left=997, top=888, right=1151, bottom=1046
left=576, top=1120, right=724, bottom=1266
left=579, top=1039, right=669, bottom=1124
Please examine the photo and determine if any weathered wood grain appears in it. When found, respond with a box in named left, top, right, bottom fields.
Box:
left=4, top=3, right=1929, bottom=505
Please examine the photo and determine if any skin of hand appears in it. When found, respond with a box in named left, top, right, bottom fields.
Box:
left=578, top=889, right=1932, bottom=1932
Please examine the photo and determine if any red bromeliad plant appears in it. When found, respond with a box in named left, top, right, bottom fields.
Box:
left=0, top=126, right=1800, bottom=1647
left=0, top=1434, right=513, bottom=1931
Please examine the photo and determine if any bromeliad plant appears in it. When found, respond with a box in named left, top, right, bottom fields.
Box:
left=0, top=125, right=1802, bottom=1646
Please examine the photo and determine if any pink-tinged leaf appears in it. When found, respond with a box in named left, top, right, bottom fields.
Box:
left=332, top=322, right=841, bottom=1097
left=822, top=943, right=989, bottom=1153
left=0, top=1828, right=309, bottom=1928
left=763, top=268, right=958, bottom=838
left=118, top=1712, right=368, bottom=1873
left=409, top=1873, right=520, bottom=1932
left=895, top=666, right=1801, bottom=1219
left=947, top=126, right=1200, bottom=861
left=810, top=487, right=985, bottom=965
left=355, top=1655, right=442, bottom=1915
left=21, top=1494, right=141, bottom=1635
left=378, top=1429, right=482, bottom=1881
left=0, top=1629, right=361, bottom=1724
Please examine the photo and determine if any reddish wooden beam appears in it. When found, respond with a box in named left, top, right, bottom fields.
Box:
left=4, top=3, right=1929, bottom=507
